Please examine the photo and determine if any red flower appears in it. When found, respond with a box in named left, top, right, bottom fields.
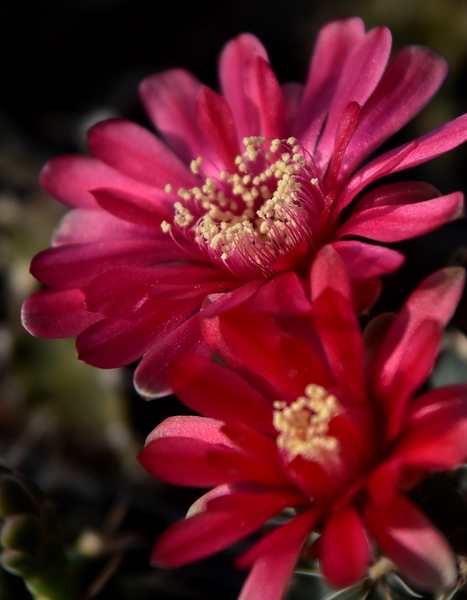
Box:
left=139, top=248, right=467, bottom=598
left=22, top=17, right=467, bottom=398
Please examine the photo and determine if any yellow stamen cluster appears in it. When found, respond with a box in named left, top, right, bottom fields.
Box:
left=173, top=201, right=194, bottom=227
left=273, top=384, right=340, bottom=464
left=160, top=137, right=313, bottom=271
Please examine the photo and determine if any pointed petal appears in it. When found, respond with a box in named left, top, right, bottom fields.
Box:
left=248, top=272, right=312, bottom=315
left=168, top=354, right=275, bottom=434
left=76, top=297, right=198, bottom=368
left=383, top=320, right=442, bottom=440
left=218, top=34, right=269, bottom=140
left=311, top=247, right=366, bottom=398
left=350, top=181, right=440, bottom=213
left=134, top=315, right=212, bottom=400
left=87, top=118, right=198, bottom=189
left=373, top=267, right=465, bottom=407
left=398, top=385, right=467, bottom=469
left=365, top=494, right=457, bottom=591
left=321, top=507, right=371, bottom=587
left=151, top=487, right=300, bottom=567
left=83, top=266, right=227, bottom=317
left=316, top=26, right=392, bottom=170
left=201, top=304, right=299, bottom=399
left=196, top=86, right=240, bottom=171
left=331, top=240, right=405, bottom=279
left=237, top=510, right=319, bottom=600
left=92, top=187, right=172, bottom=228
left=340, top=46, right=449, bottom=182
left=40, top=155, right=161, bottom=209
left=140, top=69, right=214, bottom=165
left=293, top=17, right=366, bottom=150
left=342, top=112, right=467, bottom=207
left=336, top=191, right=464, bottom=242
left=247, top=55, right=284, bottom=139
left=51, top=208, right=157, bottom=246
left=199, top=280, right=262, bottom=318
left=21, top=288, right=99, bottom=338
left=30, top=240, right=184, bottom=289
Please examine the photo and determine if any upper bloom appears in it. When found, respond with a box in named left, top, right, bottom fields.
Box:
left=139, top=248, right=467, bottom=600
left=22, top=17, right=467, bottom=397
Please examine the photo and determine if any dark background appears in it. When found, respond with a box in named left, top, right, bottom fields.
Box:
left=2, top=1, right=467, bottom=598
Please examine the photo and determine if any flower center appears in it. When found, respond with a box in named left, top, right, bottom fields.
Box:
left=161, top=137, right=325, bottom=279
left=273, top=384, right=341, bottom=464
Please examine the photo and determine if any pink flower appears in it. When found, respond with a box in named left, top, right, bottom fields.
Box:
left=138, top=248, right=467, bottom=598
left=22, top=17, right=467, bottom=398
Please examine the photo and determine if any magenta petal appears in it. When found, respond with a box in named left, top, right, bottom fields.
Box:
left=87, top=118, right=198, bottom=189
left=186, top=484, right=232, bottom=517
left=342, top=111, right=467, bottom=206
left=373, top=267, right=466, bottom=403
left=144, top=415, right=229, bottom=445
left=340, top=45, right=448, bottom=182
left=316, top=25, right=392, bottom=170
left=320, top=508, right=370, bottom=587
left=169, top=354, right=275, bottom=434
left=197, top=86, right=240, bottom=171
left=200, top=280, right=262, bottom=318
left=398, top=385, right=467, bottom=469
left=51, top=209, right=157, bottom=246
left=366, top=458, right=402, bottom=507
left=76, top=297, right=198, bottom=368
left=350, top=181, right=441, bottom=213
left=84, top=264, right=233, bottom=318
left=21, top=288, right=100, bottom=338
left=311, top=245, right=353, bottom=301
left=365, top=495, right=457, bottom=591
left=151, top=487, right=299, bottom=567
left=221, top=421, right=277, bottom=457
left=331, top=241, right=405, bottom=279
left=247, top=55, right=284, bottom=139
left=236, top=510, right=319, bottom=600
left=218, top=33, right=269, bottom=140
left=293, top=17, right=366, bottom=151
left=92, top=187, right=173, bottom=228
left=311, top=248, right=366, bottom=398
left=248, top=272, right=312, bottom=315
left=201, top=306, right=301, bottom=399
left=40, top=155, right=159, bottom=209
left=30, top=240, right=184, bottom=289
left=84, top=267, right=162, bottom=317
left=140, top=69, right=214, bottom=166
left=208, top=447, right=289, bottom=486
left=336, top=192, right=464, bottom=242
left=134, top=315, right=212, bottom=400
left=138, top=416, right=237, bottom=487
left=383, top=320, right=442, bottom=440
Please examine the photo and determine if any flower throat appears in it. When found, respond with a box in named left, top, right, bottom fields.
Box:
left=161, top=137, right=326, bottom=280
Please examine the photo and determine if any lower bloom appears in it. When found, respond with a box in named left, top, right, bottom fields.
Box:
left=22, top=17, right=467, bottom=398
left=139, top=249, right=467, bottom=599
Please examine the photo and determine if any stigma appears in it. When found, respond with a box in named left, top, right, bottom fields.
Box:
left=273, top=384, right=341, bottom=464
left=161, top=137, right=325, bottom=280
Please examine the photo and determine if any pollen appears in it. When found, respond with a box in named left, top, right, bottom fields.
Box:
left=160, top=220, right=171, bottom=233
left=160, top=136, right=324, bottom=278
left=190, top=157, right=203, bottom=174
left=273, top=384, right=341, bottom=464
